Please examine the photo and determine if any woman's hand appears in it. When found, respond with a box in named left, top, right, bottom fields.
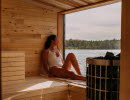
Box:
left=62, top=59, right=64, bottom=64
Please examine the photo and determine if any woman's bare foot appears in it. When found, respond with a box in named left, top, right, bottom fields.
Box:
left=77, top=76, right=86, bottom=81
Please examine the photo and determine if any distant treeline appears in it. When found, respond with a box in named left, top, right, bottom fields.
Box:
left=65, top=39, right=120, bottom=49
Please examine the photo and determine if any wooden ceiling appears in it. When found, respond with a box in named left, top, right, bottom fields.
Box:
left=25, top=0, right=120, bottom=14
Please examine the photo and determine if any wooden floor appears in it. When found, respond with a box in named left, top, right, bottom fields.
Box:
left=2, top=76, right=86, bottom=100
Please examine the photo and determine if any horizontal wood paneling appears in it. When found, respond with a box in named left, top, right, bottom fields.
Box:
left=2, top=0, right=57, bottom=76
left=2, top=57, right=25, bottom=62
left=2, top=51, right=25, bottom=57
left=2, top=76, right=25, bottom=82
left=2, top=62, right=25, bottom=67
left=2, top=66, right=25, bottom=72
left=2, top=80, right=25, bottom=86
left=2, top=71, right=25, bottom=77
left=1, top=51, right=25, bottom=86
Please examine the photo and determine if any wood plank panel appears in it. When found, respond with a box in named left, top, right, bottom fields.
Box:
left=2, top=38, right=45, bottom=43
left=2, top=71, right=25, bottom=77
left=70, top=92, right=86, bottom=100
left=69, top=84, right=86, bottom=100
left=2, top=34, right=42, bottom=39
left=24, top=90, right=43, bottom=98
left=43, top=86, right=68, bottom=94
left=2, top=76, right=68, bottom=94
left=2, top=80, right=25, bottom=86
left=43, top=91, right=68, bottom=100
left=57, top=13, right=64, bottom=55
left=2, top=10, right=57, bottom=19
left=29, top=95, right=42, bottom=100
left=66, top=0, right=84, bottom=6
left=55, top=0, right=80, bottom=7
left=2, top=47, right=43, bottom=52
left=2, top=75, right=25, bottom=82
left=2, top=43, right=43, bottom=48
left=2, top=62, right=25, bottom=67
left=37, top=0, right=73, bottom=10
left=6, top=90, right=43, bottom=99
left=24, top=0, right=62, bottom=12
left=28, top=0, right=62, bottom=12
left=2, top=0, right=57, bottom=76
left=1, top=51, right=25, bottom=86
left=2, top=57, right=25, bottom=62
left=69, top=84, right=86, bottom=94
left=11, top=94, right=42, bottom=100
left=60, top=0, right=120, bottom=14
left=71, top=0, right=88, bottom=5
left=120, top=0, right=130, bottom=100
left=2, top=51, right=25, bottom=57
left=80, top=0, right=94, bottom=4
left=2, top=66, right=25, bottom=72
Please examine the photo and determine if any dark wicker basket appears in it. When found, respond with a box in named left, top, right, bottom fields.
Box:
left=86, top=58, right=120, bottom=100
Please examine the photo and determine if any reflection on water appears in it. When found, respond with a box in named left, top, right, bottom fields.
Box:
left=65, top=49, right=120, bottom=77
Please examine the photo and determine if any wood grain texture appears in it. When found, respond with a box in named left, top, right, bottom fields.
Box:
left=2, top=66, right=25, bottom=72
left=69, top=84, right=86, bottom=100
left=60, top=0, right=120, bottom=14
left=43, top=91, right=69, bottom=100
left=24, top=0, right=62, bottom=12
left=55, top=0, right=80, bottom=7
left=2, top=0, right=57, bottom=76
left=120, top=0, right=130, bottom=100
left=57, top=13, right=64, bottom=55
left=1, top=51, right=25, bottom=86
left=38, top=0, right=74, bottom=10
left=2, top=76, right=69, bottom=100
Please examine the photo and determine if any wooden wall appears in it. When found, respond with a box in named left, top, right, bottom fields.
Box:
left=1, top=51, right=25, bottom=86
left=1, top=0, right=57, bottom=76
left=120, top=0, right=130, bottom=99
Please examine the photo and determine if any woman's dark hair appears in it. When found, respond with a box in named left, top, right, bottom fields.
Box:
left=44, top=34, right=56, bottom=49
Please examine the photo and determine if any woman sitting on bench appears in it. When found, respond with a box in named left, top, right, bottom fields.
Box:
left=42, top=34, right=86, bottom=81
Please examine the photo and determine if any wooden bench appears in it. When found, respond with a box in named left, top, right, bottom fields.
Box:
left=1, top=51, right=86, bottom=100
left=2, top=76, right=86, bottom=100
left=2, top=76, right=69, bottom=100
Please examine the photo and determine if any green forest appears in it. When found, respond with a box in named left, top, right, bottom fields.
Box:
left=65, top=39, right=120, bottom=49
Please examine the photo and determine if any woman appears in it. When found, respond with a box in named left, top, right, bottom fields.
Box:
left=42, top=34, right=86, bottom=81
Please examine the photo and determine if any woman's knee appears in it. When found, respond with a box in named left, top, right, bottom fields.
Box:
left=68, top=53, right=75, bottom=57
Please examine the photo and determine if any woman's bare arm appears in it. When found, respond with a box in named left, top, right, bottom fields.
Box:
left=56, top=48, right=64, bottom=64
left=62, top=58, right=64, bottom=64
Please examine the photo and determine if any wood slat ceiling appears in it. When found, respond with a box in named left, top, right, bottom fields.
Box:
left=24, top=0, right=120, bottom=13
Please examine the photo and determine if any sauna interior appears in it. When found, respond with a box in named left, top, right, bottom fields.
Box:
left=1, top=0, right=130, bottom=100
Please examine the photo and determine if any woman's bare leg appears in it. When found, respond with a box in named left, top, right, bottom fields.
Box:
left=67, top=71, right=86, bottom=81
left=62, top=53, right=82, bottom=75
left=50, top=66, right=86, bottom=81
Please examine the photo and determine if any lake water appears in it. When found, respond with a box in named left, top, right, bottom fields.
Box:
left=65, top=49, right=120, bottom=76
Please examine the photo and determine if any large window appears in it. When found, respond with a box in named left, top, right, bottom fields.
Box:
left=64, top=2, right=121, bottom=76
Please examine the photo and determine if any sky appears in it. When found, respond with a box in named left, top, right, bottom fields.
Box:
left=65, top=2, right=121, bottom=41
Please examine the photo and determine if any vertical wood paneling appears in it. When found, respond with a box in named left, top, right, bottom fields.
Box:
left=120, top=0, right=130, bottom=100
left=1, top=0, right=57, bottom=76
left=57, top=13, right=64, bottom=55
